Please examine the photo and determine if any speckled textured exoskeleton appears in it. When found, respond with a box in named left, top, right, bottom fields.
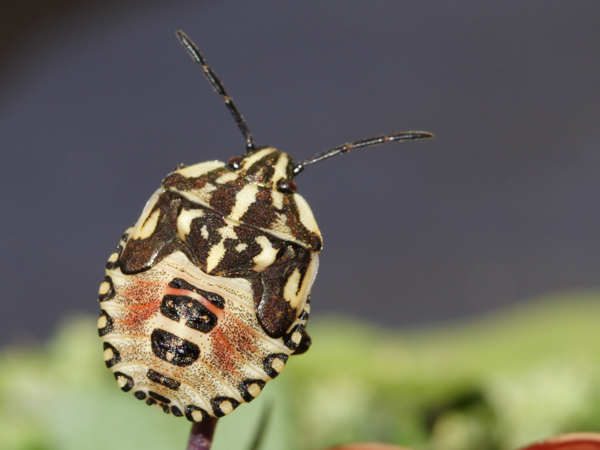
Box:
left=98, top=31, right=432, bottom=422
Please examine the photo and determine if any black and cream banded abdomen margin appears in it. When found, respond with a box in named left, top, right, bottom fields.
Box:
left=98, top=232, right=314, bottom=421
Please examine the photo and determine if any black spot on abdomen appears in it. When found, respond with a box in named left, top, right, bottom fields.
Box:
left=151, top=329, right=200, bottom=367
left=160, top=295, right=218, bottom=333
left=147, top=368, right=181, bottom=390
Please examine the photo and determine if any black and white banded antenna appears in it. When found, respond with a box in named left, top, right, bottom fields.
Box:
left=176, top=30, right=433, bottom=172
left=292, top=131, right=433, bottom=177
left=176, top=30, right=256, bottom=154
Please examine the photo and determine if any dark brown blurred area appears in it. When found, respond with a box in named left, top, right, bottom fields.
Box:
left=1, top=0, right=106, bottom=71
left=1, top=0, right=167, bottom=88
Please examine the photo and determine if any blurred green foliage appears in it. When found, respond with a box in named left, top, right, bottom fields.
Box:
left=2, top=293, right=600, bottom=450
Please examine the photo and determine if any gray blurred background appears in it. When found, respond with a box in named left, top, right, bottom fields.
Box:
left=2, top=1, right=600, bottom=345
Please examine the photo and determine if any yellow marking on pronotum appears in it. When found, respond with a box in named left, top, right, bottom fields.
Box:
left=229, top=184, right=259, bottom=221
left=272, top=153, right=290, bottom=183
left=177, top=160, right=225, bottom=178
left=294, top=193, right=321, bottom=236
left=271, top=190, right=284, bottom=209
left=215, top=172, right=238, bottom=184
left=178, top=183, right=218, bottom=206
left=240, top=148, right=274, bottom=170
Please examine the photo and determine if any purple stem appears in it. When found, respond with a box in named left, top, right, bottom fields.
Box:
left=186, top=418, right=219, bottom=450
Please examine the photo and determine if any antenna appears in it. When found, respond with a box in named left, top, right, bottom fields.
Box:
left=176, top=30, right=256, bottom=153
left=292, top=131, right=433, bottom=176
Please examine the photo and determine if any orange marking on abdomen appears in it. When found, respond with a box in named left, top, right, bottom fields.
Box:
left=210, top=326, right=242, bottom=378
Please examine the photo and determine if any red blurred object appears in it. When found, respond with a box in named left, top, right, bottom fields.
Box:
left=325, top=434, right=600, bottom=450
left=518, top=434, right=600, bottom=450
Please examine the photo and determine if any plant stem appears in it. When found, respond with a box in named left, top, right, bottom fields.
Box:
left=186, top=417, right=219, bottom=450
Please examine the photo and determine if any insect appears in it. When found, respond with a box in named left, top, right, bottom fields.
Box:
left=97, top=30, right=432, bottom=422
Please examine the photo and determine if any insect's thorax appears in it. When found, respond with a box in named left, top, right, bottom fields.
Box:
left=162, top=146, right=322, bottom=252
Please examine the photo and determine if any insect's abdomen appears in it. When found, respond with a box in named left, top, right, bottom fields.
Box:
left=98, top=231, right=312, bottom=421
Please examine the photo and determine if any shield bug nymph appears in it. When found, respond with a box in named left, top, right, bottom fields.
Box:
left=97, top=30, right=432, bottom=422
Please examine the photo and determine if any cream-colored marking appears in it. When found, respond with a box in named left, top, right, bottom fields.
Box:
left=191, top=410, right=204, bottom=422
left=291, top=331, right=302, bottom=344
left=116, top=375, right=128, bottom=388
left=98, top=281, right=110, bottom=295
left=176, top=183, right=218, bottom=207
left=247, top=383, right=262, bottom=398
left=272, top=153, right=289, bottom=183
left=133, top=208, right=160, bottom=240
left=215, top=172, right=238, bottom=184
left=104, top=347, right=114, bottom=361
left=206, top=241, right=226, bottom=273
left=177, top=209, right=205, bottom=241
left=283, top=269, right=302, bottom=308
left=97, top=315, right=107, bottom=329
left=304, top=302, right=310, bottom=314
left=272, top=358, right=285, bottom=373
left=220, top=400, right=234, bottom=415
left=284, top=254, right=319, bottom=310
left=219, top=222, right=239, bottom=240
left=293, top=193, right=322, bottom=239
left=271, top=190, right=284, bottom=210
left=200, top=225, right=209, bottom=240
left=177, top=160, right=225, bottom=178
left=129, top=189, right=162, bottom=240
left=229, top=184, right=260, bottom=221
left=107, top=252, right=119, bottom=263
left=241, top=148, right=275, bottom=170
left=166, top=351, right=175, bottom=362
left=253, top=236, right=278, bottom=271
left=235, top=243, right=248, bottom=252
left=270, top=213, right=294, bottom=240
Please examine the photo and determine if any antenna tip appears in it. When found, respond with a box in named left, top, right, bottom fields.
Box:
left=175, top=30, right=188, bottom=43
left=391, top=131, right=434, bottom=141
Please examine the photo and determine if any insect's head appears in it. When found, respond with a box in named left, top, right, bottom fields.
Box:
left=226, top=147, right=298, bottom=194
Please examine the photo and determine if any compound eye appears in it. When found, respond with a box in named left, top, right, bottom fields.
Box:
left=227, top=156, right=243, bottom=170
left=277, top=179, right=297, bottom=194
